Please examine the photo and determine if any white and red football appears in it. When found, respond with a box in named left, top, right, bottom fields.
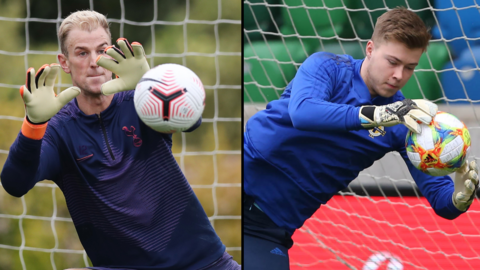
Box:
left=134, top=63, right=205, bottom=133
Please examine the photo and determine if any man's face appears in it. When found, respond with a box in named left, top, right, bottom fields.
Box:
left=365, top=39, right=423, bottom=98
left=58, top=27, right=112, bottom=95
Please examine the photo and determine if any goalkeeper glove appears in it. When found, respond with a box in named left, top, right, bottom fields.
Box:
left=359, top=99, right=438, bottom=134
left=20, top=64, right=80, bottom=139
left=96, top=38, right=150, bottom=95
left=453, top=160, right=479, bottom=211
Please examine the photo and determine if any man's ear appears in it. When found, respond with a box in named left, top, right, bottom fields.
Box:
left=58, top=54, right=71, bottom=74
left=365, top=40, right=374, bottom=58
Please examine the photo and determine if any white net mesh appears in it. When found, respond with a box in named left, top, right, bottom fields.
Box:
left=244, top=0, right=480, bottom=269
left=0, top=0, right=241, bottom=269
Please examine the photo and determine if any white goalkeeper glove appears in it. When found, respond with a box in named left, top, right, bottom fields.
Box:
left=453, top=160, right=479, bottom=211
left=359, top=99, right=438, bottom=133
left=21, top=63, right=80, bottom=124
left=96, top=38, right=150, bottom=95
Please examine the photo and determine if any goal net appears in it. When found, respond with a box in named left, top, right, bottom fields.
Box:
left=244, top=0, right=480, bottom=269
left=0, top=0, right=241, bottom=269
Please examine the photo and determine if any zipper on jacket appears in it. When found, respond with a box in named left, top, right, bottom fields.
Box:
left=97, top=113, right=115, bottom=160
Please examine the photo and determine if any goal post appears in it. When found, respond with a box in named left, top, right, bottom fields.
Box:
left=244, top=0, right=480, bottom=269
left=0, top=0, right=241, bottom=269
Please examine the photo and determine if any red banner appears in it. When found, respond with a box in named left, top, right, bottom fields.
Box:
left=290, top=195, right=480, bottom=269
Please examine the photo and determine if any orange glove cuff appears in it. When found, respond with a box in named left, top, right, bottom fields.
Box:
left=21, top=118, right=48, bottom=140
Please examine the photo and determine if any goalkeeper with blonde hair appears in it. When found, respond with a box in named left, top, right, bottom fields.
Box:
left=1, top=10, right=239, bottom=270
left=243, top=7, right=478, bottom=269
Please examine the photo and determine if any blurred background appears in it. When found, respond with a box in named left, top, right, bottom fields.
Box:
left=244, top=0, right=480, bottom=106
left=0, top=0, right=241, bottom=269
left=244, top=0, right=480, bottom=269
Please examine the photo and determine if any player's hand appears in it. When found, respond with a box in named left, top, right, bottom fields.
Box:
left=96, top=38, right=150, bottom=95
left=359, top=99, right=438, bottom=133
left=453, top=160, right=479, bottom=211
left=20, top=64, right=80, bottom=124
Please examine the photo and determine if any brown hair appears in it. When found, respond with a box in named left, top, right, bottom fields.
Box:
left=58, top=10, right=111, bottom=56
left=372, top=7, right=431, bottom=51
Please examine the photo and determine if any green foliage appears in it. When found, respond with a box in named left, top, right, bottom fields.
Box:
left=0, top=0, right=241, bottom=268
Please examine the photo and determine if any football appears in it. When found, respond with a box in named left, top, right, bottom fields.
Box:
left=134, top=63, right=205, bottom=133
left=405, top=111, right=471, bottom=176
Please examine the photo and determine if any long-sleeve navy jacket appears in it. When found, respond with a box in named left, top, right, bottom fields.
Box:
left=1, top=90, right=225, bottom=269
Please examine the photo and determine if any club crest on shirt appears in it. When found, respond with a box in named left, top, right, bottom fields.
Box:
left=123, top=126, right=143, bottom=147
left=369, top=126, right=386, bottom=138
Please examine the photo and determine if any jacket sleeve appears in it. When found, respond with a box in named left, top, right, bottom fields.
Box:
left=398, top=143, right=464, bottom=219
left=288, top=53, right=362, bottom=132
left=1, top=130, right=61, bottom=198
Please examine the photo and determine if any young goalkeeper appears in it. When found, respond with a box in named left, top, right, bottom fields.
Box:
left=1, top=10, right=239, bottom=270
left=243, top=7, right=479, bottom=270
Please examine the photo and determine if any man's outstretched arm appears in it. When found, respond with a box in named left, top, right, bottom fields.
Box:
left=1, top=64, right=73, bottom=197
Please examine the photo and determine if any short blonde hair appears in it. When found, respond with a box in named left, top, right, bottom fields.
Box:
left=372, top=7, right=431, bottom=52
left=58, top=10, right=111, bottom=56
